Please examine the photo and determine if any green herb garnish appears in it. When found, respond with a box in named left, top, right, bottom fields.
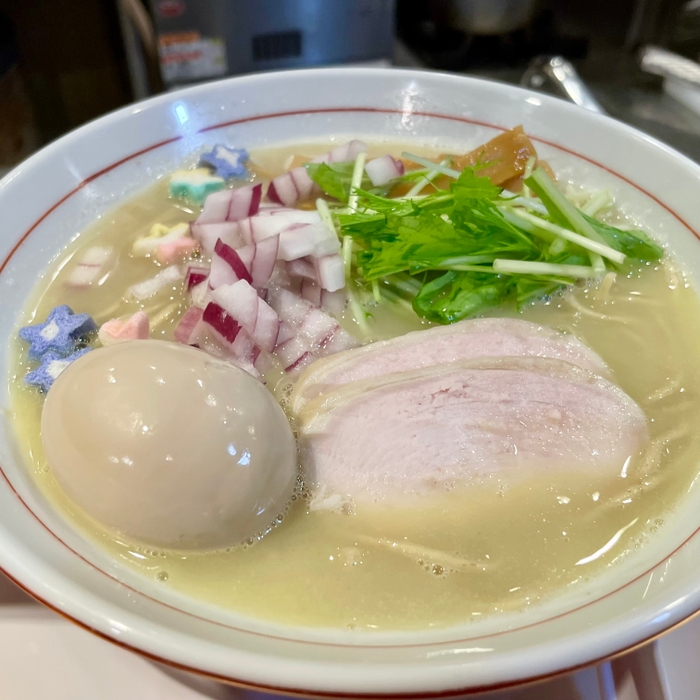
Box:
left=312, top=154, right=664, bottom=326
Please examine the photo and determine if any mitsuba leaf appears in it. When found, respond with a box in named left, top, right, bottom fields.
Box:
left=412, top=271, right=513, bottom=323
left=451, top=168, right=502, bottom=205
left=581, top=213, right=663, bottom=262
left=305, top=162, right=353, bottom=201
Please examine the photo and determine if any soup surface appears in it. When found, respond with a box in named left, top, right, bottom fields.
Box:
left=9, top=142, right=700, bottom=631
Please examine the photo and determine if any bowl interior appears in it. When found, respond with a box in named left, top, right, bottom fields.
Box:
left=2, top=68, right=700, bottom=696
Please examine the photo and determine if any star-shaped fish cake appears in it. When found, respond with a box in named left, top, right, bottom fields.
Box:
left=19, top=305, right=96, bottom=360
left=24, top=347, right=91, bottom=392
left=199, top=145, right=250, bottom=180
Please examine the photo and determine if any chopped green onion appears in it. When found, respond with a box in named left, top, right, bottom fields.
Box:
left=316, top=198, right=339, bottom=237
left=401, top=152, right=461, bottom=179
left=342, top=235, right=353, bottom=277
left=505, top=208, right=626, bottom=264
left=347, top=151, right=367, bottom=212
left=521, top=156, right=537, bottom=199
left=588, top=253, right=607, bottom=275
left=548, top=238, right=568, bottom=256
left=346, top=282, right=371, bottom=336
left=380, top=286, right=415, bottom=312
left=581, top=190, right=612, bottom=217
left=498, top=194, right=548, bottom=215
left=403, top=159, right=452, bottom=199
left=493, top=259, right=600, bottom=278
left=526, top=167, right=607, bottom=245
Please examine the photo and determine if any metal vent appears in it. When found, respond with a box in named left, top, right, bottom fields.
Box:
left=252, top=30, right=303, bottom=62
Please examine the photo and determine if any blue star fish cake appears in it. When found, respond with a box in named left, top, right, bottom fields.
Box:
left=199, top=145, right=250, bottom=180
left=24, top=347, right=91, bottom=392
left=19, top=305, right=96, bottom=360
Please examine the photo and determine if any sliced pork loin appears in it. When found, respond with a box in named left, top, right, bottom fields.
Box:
left=296, top=356, right=648, bottom=508
left=291, top=317, right=610, bottom=412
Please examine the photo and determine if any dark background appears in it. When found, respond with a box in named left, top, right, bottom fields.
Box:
left=0, top=0, right=698, bottom=165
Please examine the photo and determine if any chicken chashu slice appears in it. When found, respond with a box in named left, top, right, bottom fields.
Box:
left=291, top=318, right=610, bottom=412
left=296, top=357, right=648, bottom=507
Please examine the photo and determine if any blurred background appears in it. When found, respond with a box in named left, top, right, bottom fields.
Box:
left=2, top=0, right=700, bottom=178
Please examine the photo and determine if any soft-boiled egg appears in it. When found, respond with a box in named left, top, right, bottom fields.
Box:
left=41, top=340, right=297, bottom=549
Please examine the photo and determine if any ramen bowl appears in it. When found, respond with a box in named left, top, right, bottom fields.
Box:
left=2, top=67, right=700, bottom=697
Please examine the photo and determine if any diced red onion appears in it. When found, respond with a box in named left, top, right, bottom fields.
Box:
left=257, top=206, right=296, bottom=216
left=290, top=166, right=317, bottom=201
left=250, top=235, right=279, bottom=289
left=174, top=306, right=205, bottom=344
left=365, top=154, right=405, bottom=186
left=300, top=278, right=322, bottom=307
left=308, top=222, right=341, bottom=258
left=320, top=289, right=347, bottom=316
left=278, top=227, right=316, bottom=261
left=248, top=210, right=319, bottom=243
left=269, top=221, right=335, bottom=262
left=228, top=183, right=262, bottom=221
left=253, top=299, right=282, bottom=352
left=286, top=351, right=314, bottom=373
left=267, top=286, right=359, bottom=371
left=267, top=172, right=298, bottom=207
left=275, top=335, right=312, bottom=370
left=198, top=183, right=262, bottom=224
left=230, top=328, right=260, bottom=366
left=210, top=237, right=279, bottom=292
left=190, top=280, right=210, bottom=308
left=185, top=265, right=210, bottom=290
left=320, top=327, right=358, bottom=356
left=267, top=287, right=312, bottom=327
left=276, top=321, right=296, bottom=345
left=286, top=257, right=318, bottom=282
left=311, top=140, right=368, bottom=164
left=198, top=189, right=233, bottom=223
left=211, top=279, right=281, bottom=353
left=211, top=280, right=259, bottom=336
left=267, top=166, right=321, bottom=207
left=258, top=202, right=287, bottom=211
left=315, top=253, right=345, bottom=292
left=210, top=239, right=253, bottom=288
left=198, top=340, right=261, bottom=380
left=190, top=221, right=246, bottom=255
left=202, top=302, right=240, bottom=344
left=300, top=307, right=339, bottom=347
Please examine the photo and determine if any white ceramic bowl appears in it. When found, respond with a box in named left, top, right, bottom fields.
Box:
left=2, top=68, right=700, bottom=697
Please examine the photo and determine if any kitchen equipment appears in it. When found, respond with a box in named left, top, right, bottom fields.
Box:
left=443, top=0, right=538, bottom=35
left=639, top=45, right=700, bottom=116
left=639, top=45, right=700, bottom=89
left=521, top=55, right=606, bottom=114
left=147, top=0, right=395, bottom=88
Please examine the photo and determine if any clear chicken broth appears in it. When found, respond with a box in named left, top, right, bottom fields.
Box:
left=8, top=142, right=700, bottom=630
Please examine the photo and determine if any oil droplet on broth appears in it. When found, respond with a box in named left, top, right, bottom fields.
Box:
left=8, top=140, right=700, bottom=631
